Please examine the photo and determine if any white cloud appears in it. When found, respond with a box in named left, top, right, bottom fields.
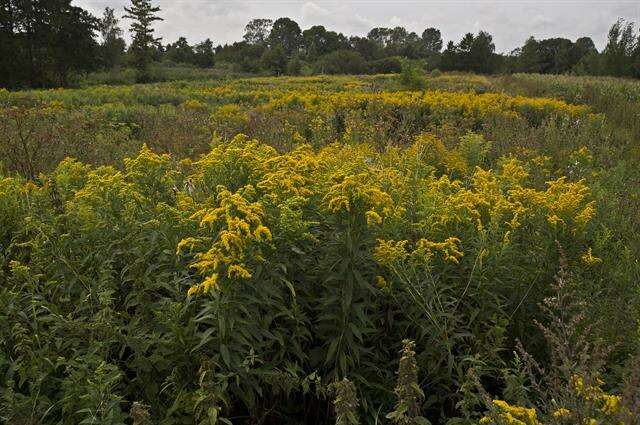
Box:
left=301, top=1, right=331, bottom=19
left=74, top=0, right=640, bottom=51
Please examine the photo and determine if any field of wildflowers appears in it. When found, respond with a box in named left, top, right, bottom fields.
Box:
left=1, top=73, right=639, bottom=424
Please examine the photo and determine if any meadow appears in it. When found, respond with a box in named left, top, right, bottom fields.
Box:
left=1, top=72, right=639, bottom=424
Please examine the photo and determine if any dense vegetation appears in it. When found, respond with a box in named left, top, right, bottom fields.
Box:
left=2, top=0, right=640, bottom=89
left=1, top=72, right=639, bottom=424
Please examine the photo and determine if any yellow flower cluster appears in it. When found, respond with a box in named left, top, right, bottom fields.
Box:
left=323, top=172, right=396, bottom=224
left=69, top=167, right=145, bottom=229
left=178, top=187, right=272, bottom=296
left=528, top=375, right=627, bottom=423
left=142, top=76, right=595, bottom=150
left=581, top=247, right=602, bottom=266
left=374, top=275, right=388, bottom=289
left=257, top=144, right=319, bottom=202
left=552, top=408, right=570, bottom=418
left=262, top=90, right=589, bottom=122
left=568, top=146, right=594, bottom=170
left=600, top=394, right=621, bottom=416
left=373, top=240, right=410, bottom=267
left=409, top=149, right=594, bottom=239
left=166, top=131, right=596, bottom=298
left=40, top=133, right=594, bottom=299
left=0, top=177, right=26, bottom=241
left=480, top=399, right=539, bottom=425
left=415, top=237, right=464, bottom=264
left=373, top=237, right=464, bottom=268
left=210, top=104, right=249, bottom=137
left=123, top=144, right=177, bottom=194
left=543, top=177, right=595, bottom=227
left=570, top=375, right=622, bottom=416
left=181, top=99, right=207, bottom=110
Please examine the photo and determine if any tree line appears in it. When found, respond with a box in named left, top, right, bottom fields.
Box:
left=1, top=0, right=640, bottom=88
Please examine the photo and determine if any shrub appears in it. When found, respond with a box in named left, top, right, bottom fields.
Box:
left=261, top=46, right=288, bottom=75
left=287, top=54, right=303, bottom=75
left=370, top=56, right=403, bottom=74
left=399, top=60, right=425, bottom=90
left=315, top=50, right=369, bottom=75
left=476, top=248, right=640, bottom=425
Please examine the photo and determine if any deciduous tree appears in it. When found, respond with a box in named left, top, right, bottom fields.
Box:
left=268, top=17, right=302, bottom=54
left=243, top=18, right=272, bottom=44
left=0, top=0, right=99, bottom=88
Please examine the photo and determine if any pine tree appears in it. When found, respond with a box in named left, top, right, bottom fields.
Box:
left=99, top=7, right=126, bottom=68
left=123, top=0, right=163, bottom=82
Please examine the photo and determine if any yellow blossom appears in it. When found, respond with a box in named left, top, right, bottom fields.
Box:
left=254, top=225, right=272, bottom=241
left=600, top=394, right=621, bottom=415
left=374, top=275, right=388, bottom=289
left=227, top=264, right=252, bottom=279
left=581, top=247, right=602, bottom=266
left=365, top=210, right=383, bottom=226
left=416, top=237, right=464, bottom=264
left=179, top=187, right=272, bottom=296
left=482, top=400, right=540, bottom=425
left=553, top=408, right=571, bottom=418
left=187, top=274, right=219, bottom=296
left=373, top=240, right=409, bottom=266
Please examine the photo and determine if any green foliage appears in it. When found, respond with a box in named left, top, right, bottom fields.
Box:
left=370, top=57, right=403, bottom=74
left=0, top=74, right=638, bottom=424
left=387, top=340, right=430, bottom=425
left=193, top=39, right=216, bottom=68
left=3, top=2, right=640, bottom=92
left=261, top=46, right=288, bottom=75
left=165, top=37, right=196, bottom=65
left=62, top=357, right=126, bottom=424
left=0, top=0, right=99, bottom=88
left=268, top=17, right=302, bottom=55
left=124, top=0, right=164, bottom=82
left=98, top=7, right=127, bottom=69
left=287, top=55, right=304, bottom=75
left=315, top=50, right=369, bottom=75
left=603, top=19, right=640, bottom=78
left=457, top=132, right=492, bottom=167
left=441, top=31, right=498, bottom=74
left=399, top=61, right=425, bottom=89
left=331, top=379, right=360, bottom=425
left=475, top=251, right=640, bottom=424
left=3, top=5, right=640, bottom=91
left=243, top=19, right=273, bottom=45
left=303, top=25, right=349, bottom=61
left=517, top=36, right=597, bottom=75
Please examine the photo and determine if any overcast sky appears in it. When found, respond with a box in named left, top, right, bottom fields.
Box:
left=74, top=0, right=640, bottom=53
